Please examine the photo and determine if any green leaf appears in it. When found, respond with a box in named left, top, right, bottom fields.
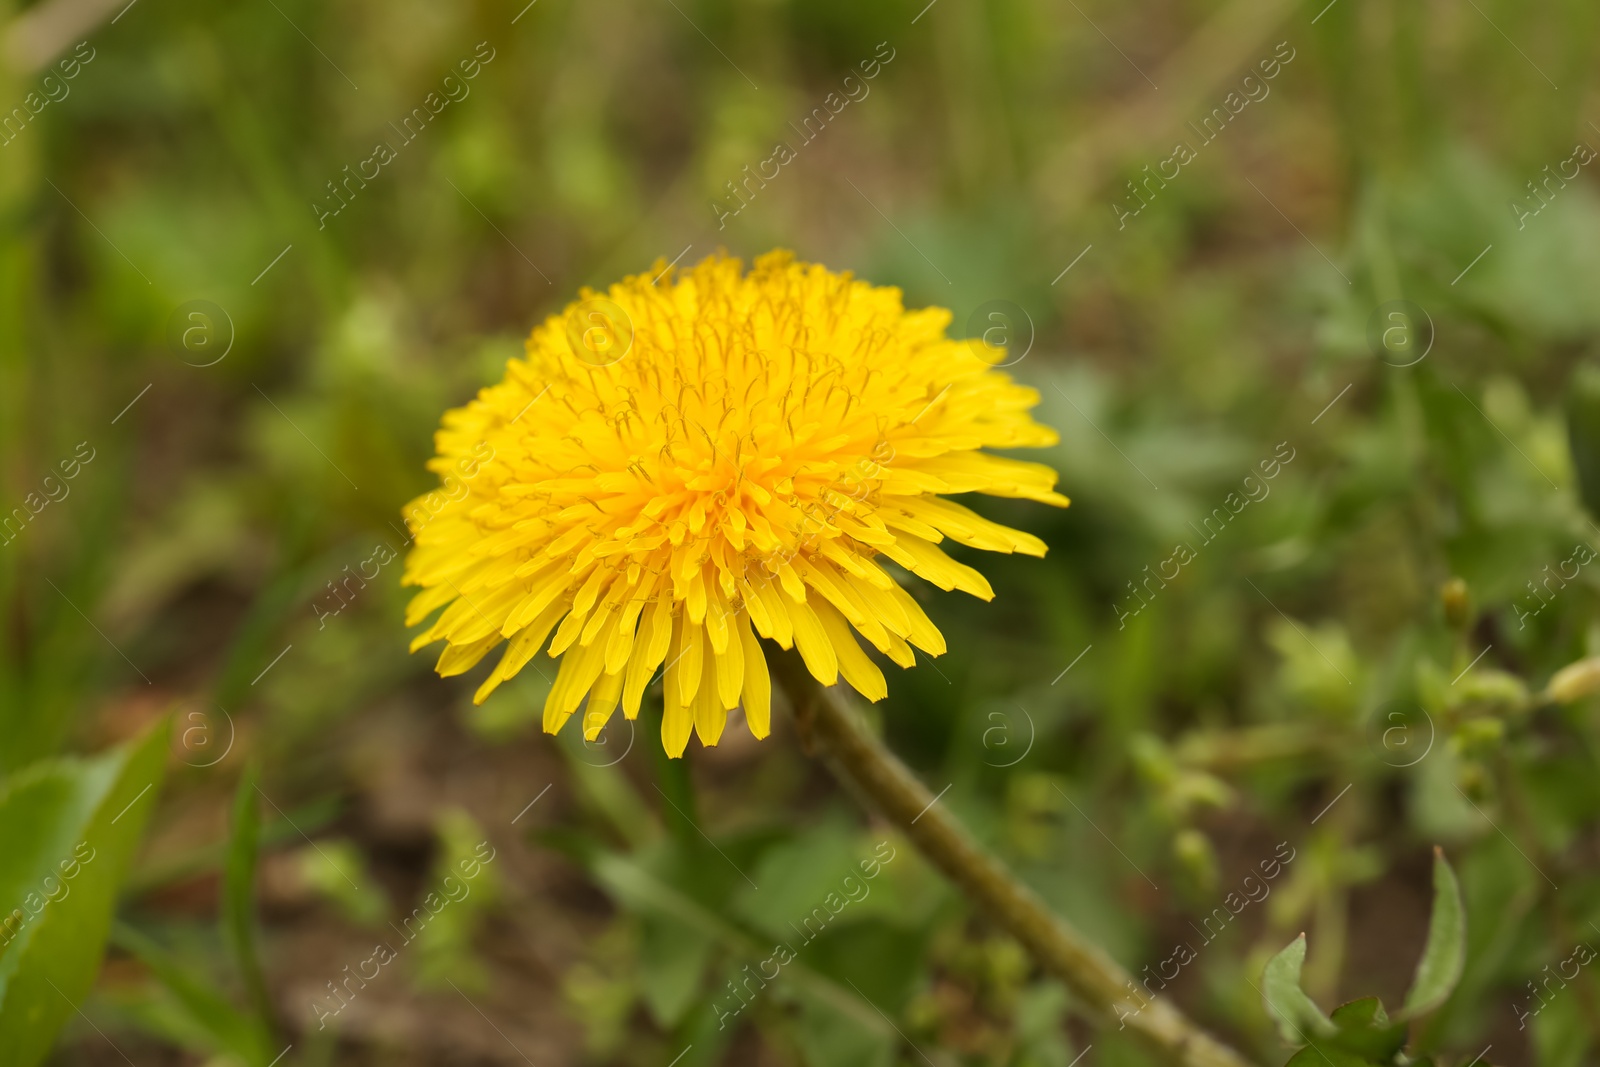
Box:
left=799, top=919, right=925, bottom=1015
left=223, top=763, right=275, bottom=1034
left=1399, top=848, right=1465, bottom=1018
left=557, top=835, right=896, bottom=1041
left=555, top=735, right=659, bottom=849
left=794, top=986, right=897, bottom=1067
left=1261, top=933, right=1335, bottom=1044
left=1329, top=997, right=1390, bottom=1027
left=408, top=809, right=499, bottom=991
left=638, top=914, right=715, bottom=1027
left=1566, top=362, right=1600, bottom=523
left=1013, top=982, right=1074, bottom=1067
left=0, top=720, right=168, bottom=1067
left=1284, top=1045, right=1382, bottom=1067
left=1327, top=997, right=1407, bottom=1060
left=1528, top=974, right=1591, bottom=1067
left=293, top=838, right=386, bottom=925
left=733, top=823, right=866, bottom=939
left=112, top=923, right=272, bottom=1064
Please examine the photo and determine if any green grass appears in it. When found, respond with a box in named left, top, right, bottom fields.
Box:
left=3, top=0, right=1600, bottom=1064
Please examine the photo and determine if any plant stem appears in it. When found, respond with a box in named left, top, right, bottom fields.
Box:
left=773, top=652, right=1257, bottom=1067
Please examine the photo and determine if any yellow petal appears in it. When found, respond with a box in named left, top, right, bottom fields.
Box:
left=405, top=583, right=455, bottom=627
left=662, top=697, right=693, bottom=757
left=584, top=669, right=624, bottom=740
left=799, top=559, right=890, bottom=653
left=739, top=616, right=771, bottom=738
left=716, top=606, right=744, bottom=709
left=669, top=617, right=704, bottom=708
left=473, top=599, right=567, bottom=704
left=886, top=581, right=946, bottom=656
left=738, top=575, right=775, bottom=638
left=449, top=580, right=532, bottom=643
left=623, top=593, right=672, bottom=717
left=891, top=495, right=1048, bottom=556
left=814, top=598, right=887, bottom=702
left=904, top=452, right=1069, bottom=505
left=785, top=592, right=838, bottom=686
left=579, top=601, right=618, bottom=648
left=848, top=569, right=912, bottom=638
left=705, top=591, right=732, bottom=655
left=547, top=605, right=590, bottom=657
left=882, top=630, right=916, bottom=669
left=752, top=575, right=794, bottom=648
left=880, top=534, right=994, bottom=600
left=504, top=562, right=576, bottom=635
left=436, top=634, right=500, bottom=677
left=604, top=611, right=637, bottom=675
left=544, top=638, right=607, bottom=733
left=693, top=672, right=728, bottom=747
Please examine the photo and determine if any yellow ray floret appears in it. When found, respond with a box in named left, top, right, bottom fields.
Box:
left=403, top=251, right=1067, bottom=757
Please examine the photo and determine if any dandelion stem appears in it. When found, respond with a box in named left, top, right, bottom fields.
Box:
left=773, top=652, right=1257, bottom=1067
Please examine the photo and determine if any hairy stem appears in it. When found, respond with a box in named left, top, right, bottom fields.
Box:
left=773, top=652, right=1257, bottom=1067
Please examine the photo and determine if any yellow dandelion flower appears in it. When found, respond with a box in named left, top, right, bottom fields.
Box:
left=403, top=251, right=1067, bottom=757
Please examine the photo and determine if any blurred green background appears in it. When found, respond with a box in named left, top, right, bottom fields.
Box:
left=3, top=0, right=1600, bottom=1064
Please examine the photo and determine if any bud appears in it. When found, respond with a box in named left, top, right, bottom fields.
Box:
left=1451, top=717, right=1505, bottom=756
left=1173, top=828, right=1218, bottom=894
left=1129, top=733, right=1177, bottom=786
left=1440, top=577, right=1472, bottom=630
left=1456, top=760, right=1489, bottom=802
left=1172, top=770, right=1234, bottom=814
left=1457, top=669, right=1529, bottom=711
left=1545, top=656, right=1600, bottom=704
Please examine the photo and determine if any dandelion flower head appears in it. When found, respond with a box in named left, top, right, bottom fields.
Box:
left=404, top=251, right=1067, bottom=756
